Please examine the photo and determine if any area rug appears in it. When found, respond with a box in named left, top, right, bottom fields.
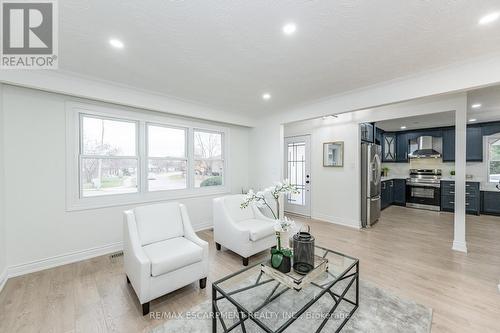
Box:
left=150, top=278, right=432, bottom=333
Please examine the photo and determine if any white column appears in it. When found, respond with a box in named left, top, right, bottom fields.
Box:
left=453, top=98, right=467, bottom=252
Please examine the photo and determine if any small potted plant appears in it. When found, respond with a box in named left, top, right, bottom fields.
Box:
left=450, top=170, right=455, bottom=179
left=270, top=217, right=295, bottom=273
left=382, top=167, right=389, bottom=177
left=271, top=247, right=292, bottom=273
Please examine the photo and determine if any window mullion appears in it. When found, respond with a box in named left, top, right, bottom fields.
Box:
left=188, top=127, right=195, bottom=189
left=139, top=120, right=147, bottom=193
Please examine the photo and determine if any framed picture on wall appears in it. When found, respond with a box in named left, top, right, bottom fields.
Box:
left=323, top=142, right=344, bottom=167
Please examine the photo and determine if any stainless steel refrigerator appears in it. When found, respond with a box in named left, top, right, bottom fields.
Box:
left=361, top=143, right=381, bottom=227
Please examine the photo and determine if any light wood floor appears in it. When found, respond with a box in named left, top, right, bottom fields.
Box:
left=1, top=206, right=499, bottom=333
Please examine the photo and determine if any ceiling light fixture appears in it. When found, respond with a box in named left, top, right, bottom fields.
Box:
left=469, top=118, right=478, bottom=122
left=400, top=126, right=407, bottom=130
left=479, top=12, right=500, bottom=25
left=262, top=93, right=272, bottom=101
left=471, top=103, right=482, bottom=109
left=109, top=38, right=124, bottom=49
left=282, top=23, right=297, bottom=35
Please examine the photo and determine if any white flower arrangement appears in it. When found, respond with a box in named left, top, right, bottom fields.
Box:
left=240, top=179, right=299, bottom=220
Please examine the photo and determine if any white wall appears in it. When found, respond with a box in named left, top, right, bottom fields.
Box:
left=285, top=119, right=361, bottom=228
left=248, top=120, right=283, bottom=190
left=2, top=85, right=249, bottom=275
left=0, top=84, right=7, bottom=290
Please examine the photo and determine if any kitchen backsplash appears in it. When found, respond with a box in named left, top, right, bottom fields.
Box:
left=382, top=158, right=488, bottom=182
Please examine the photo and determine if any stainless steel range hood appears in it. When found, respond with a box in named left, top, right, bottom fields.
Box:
left=408, top=136, right=441, bottom=159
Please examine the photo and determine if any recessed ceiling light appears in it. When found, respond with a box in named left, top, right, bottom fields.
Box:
left=479, top=12, right=500, bottom=25
left=471, top=103, right=482, bottom=109
left=262, top=93, right=271, bottom=101
left=469, top=118, right=478, bottom=122
left=400, top=126, right=407, bottom=130
left=282, top=23, right=297, bottom=35
left=109, top=38, right=124, bottom=49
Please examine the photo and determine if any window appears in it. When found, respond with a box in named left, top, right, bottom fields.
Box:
left=80, top=115, right=138, bottom=197
left=194, top=130, right=224, bottom=187
left=487, top=135, right=500, bottom=183
left=67, top=103, right=229, bottom=210
left=147, top=124, right=187, bottom=191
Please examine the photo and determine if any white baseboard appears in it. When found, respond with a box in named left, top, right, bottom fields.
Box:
left=8, top=241, right=123, bottom=278
left=0, top=268, right=7, bottom=293
left=311, top=213, right=361, bottom=230
left=452, top=240, right=468, bottom=253
left=3, top=222, right=213, bottom=283
left=194, top=221, right=213, bottom=232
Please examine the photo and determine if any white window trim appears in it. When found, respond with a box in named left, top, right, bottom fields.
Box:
left=486, top=133, right=500, bottom=183
left=66, top=102, right=230, bottom=211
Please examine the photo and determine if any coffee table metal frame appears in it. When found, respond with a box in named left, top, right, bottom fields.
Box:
left=211, top=245, right=359, bottom=333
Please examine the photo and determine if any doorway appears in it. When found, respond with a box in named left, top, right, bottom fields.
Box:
left=284, top=135, right=311, bottom=216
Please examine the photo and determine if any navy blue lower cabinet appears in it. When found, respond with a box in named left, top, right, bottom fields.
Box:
left=381, top=180, right=393, bottom=210
left=393, top=179, right=406, bottom=205
left=481, top=191, right=500, bottom=215
left=440, top=181, right=480, bottom=215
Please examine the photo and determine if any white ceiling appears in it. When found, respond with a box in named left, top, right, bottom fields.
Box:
left=376, top=111, right=457, bottom=132
left=59, top=0, right=500, bottom=116
left=376, top=84, right=500, bottom=131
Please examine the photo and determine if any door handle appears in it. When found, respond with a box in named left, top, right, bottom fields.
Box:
left=306, top=181, right=310, bottom=184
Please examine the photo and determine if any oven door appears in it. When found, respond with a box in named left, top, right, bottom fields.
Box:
left=406, top=184, right=441, bottom=209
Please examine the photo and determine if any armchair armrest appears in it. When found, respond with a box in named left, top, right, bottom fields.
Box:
left=123, top=210, right=151, bottom=303
left=179, top=204, right=209, bottom=261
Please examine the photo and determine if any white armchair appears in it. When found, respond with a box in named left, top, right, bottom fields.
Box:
left=213, top=195, right=276, bottom=266
left=123, top=202, right=208, bottom=315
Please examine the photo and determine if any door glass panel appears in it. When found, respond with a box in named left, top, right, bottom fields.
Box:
left=287, top=142, right=306, bottom=206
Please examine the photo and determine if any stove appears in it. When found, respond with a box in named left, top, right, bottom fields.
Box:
left=406, top=169, right=442, bottom=187
left=406, top=169, right=442, bottom=211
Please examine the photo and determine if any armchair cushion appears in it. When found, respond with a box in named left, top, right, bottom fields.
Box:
left=143, top=237, right=203, bottom=277
left=134, top=202, right=184, bottom=246
left=238, top=219, right=275, bottom=241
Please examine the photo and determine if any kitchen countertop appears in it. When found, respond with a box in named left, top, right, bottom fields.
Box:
left=381, top=176, right=407, bottom=182
left=380, top=176, right=500, bottom=192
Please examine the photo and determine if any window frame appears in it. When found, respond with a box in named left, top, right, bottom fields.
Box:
left=79, top=113, right=140, bottom=198
left=66, top=102, right=230, bottom=211
left=145, top=122, right=189, bottom=192
left=486, top=133, right=500, bottom=183
left=193, top=128, right=226, bottom=188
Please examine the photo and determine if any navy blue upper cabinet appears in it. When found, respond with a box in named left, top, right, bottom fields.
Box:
left=442, top=128, right=455, bottom=162
left=396, top=133, right=408, bottom=162
left=375, top=127, right=383, bottom=145
left=382, top=133, right=397, bottom=162
left=466, top=126, right=483, bottom=162
left=440, top=126, right=483, bottom=162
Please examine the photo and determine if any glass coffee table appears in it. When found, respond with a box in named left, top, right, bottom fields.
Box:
left=211, top=246, right=359, bottom=332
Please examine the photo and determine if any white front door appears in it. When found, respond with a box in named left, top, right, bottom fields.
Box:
left=284, top=135, right=311, bottom=216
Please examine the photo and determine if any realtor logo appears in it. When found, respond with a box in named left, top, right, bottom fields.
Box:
left=1, top=0, right=58, bottom=69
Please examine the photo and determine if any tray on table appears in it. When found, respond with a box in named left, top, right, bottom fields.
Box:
left=260, top=255, right=328, bottom=291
